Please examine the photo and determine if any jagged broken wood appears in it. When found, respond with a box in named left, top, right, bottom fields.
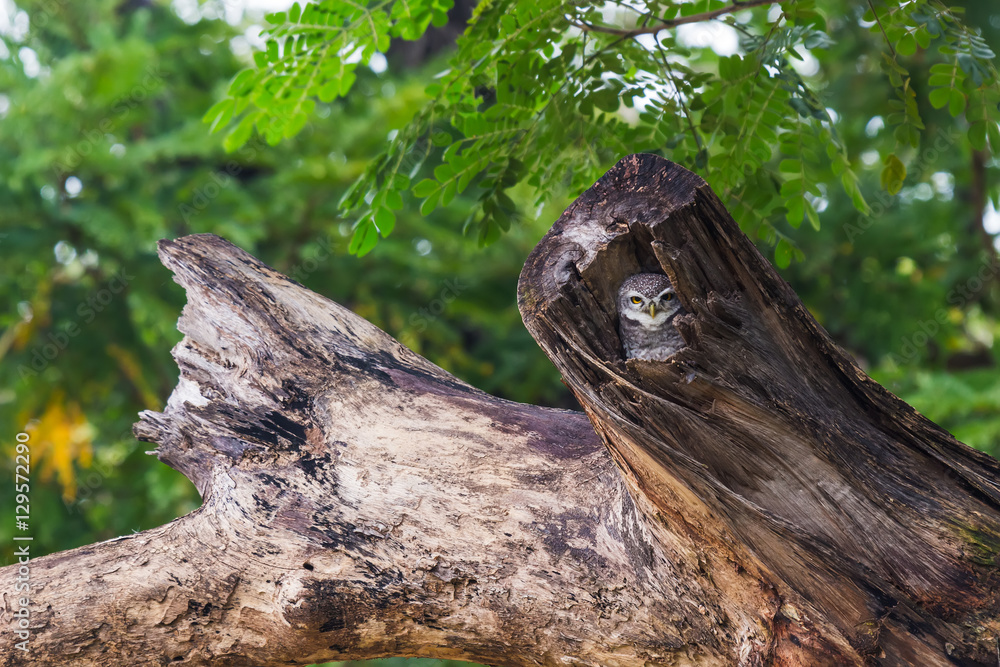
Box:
left=2, top=154, right=999, bottom=667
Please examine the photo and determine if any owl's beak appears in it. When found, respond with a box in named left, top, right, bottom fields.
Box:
left=648, top=303, right=656, bottom=318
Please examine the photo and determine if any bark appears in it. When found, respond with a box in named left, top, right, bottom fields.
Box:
left=1, top=154, right=999, bottom=666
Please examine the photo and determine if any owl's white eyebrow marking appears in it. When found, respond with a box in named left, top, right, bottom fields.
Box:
left=655, top=288, right=674, bottom=300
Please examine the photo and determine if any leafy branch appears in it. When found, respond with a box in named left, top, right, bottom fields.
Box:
left=204, top=0, right=1000, bottom=263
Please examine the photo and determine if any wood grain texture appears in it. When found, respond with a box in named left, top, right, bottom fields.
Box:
left=518, top=153, right=1000, bottom=665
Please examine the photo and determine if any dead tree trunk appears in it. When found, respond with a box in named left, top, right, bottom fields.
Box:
left=518, top=154, right=1000, bottom=665
left=2, top=155, right=999, bottom=666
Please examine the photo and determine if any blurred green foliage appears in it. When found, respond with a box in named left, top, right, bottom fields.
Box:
left=1, top=2, right=1000, bottom=667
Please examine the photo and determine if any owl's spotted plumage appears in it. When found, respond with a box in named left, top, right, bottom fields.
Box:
left=617, top=273, right=685, bottom=360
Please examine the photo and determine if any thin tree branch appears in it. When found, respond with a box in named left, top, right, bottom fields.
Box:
left=567, top=0, right=781, bottom=37
left=866, top=0, right=897, bottom=58
left=653, top=37, right=703, bottom=154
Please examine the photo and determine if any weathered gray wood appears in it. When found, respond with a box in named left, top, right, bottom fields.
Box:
left=518, top=153, right=1000, bottom=665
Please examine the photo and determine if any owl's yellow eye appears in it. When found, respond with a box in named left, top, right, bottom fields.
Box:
left=663, top=293, right=673, bottom=301
left=630, top=296, right=642, bottom=305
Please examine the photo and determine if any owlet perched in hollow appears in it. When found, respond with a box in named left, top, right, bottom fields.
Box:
left=617, top=273, right=685, bottom=361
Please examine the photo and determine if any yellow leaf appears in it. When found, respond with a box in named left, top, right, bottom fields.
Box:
left=27, top=392, right=95, bottom=501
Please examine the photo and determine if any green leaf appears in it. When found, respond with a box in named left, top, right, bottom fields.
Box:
left=969, top=121, right=988, bottom=150
left=756, top=222, right=776, bottom=244
left=593, top=88, right=619, bottom=112
left=786, top=198, right=804, bottom=227
left=340, top=70, right=357, bottom=96
left=431, top=9, right=448, bottom=28
left=478, top=219, right=502, bottom=246
left=804, top=30, right=833, bottom=50
left=928, top=73, right=954, bottom=87
left=228, top=69, right=257, bottom=97
left=774, top=239, right=793, bottom=269
left=914, top=27, right=931, bottom=49
left=841, top=172, right=868, bottom=213
left=780, top=178, right=803, bottom=197
left=391, top=173, right=410, bottom=191
left=805, top=200, right=820, bottom=231
left=440, top=180, right=457, bottom=207
left=223, top=113, right=257, bottom=152
left=412, top=179, right=439, bottom=198
left=419, top=190, right=440, bottom=216
left=929, top=87, right=950, bottom=109
left=778, top=159, right=801, bottom=174
left=202, top=99, right=234, bottom=133
left=897, top=33, right=917, bottom=57
left=317, top=80, right=340, bottom=103
left=385, top=190, right=404, bottom=210
left=988, top=122, right=1000, bottom=153
left=880, top=154, right=906, bottom=195
left=433, top=163, right=453, bottom=181
left=948, top=89, right=966, bottom=117
left=349, top=220, right=379, bottom=256
left=374, top=207, right=396, bottom=236
left=282, top=112, right=308, bottom=138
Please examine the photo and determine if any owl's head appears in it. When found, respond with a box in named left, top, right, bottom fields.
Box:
left=618, top=273, right=680, bottom=327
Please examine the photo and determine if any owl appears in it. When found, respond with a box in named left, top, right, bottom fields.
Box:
left=617, top=273, right=685, bottom=360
